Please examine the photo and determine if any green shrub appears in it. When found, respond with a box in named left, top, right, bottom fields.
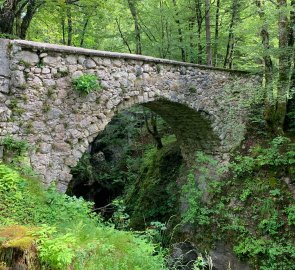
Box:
left=1, top=136, right=29, bottom=156
left=177, top=140, right=295, bottom=270
left=181, top=171, right=211, bottom=226
left=73, top=74, right=101, bottom=94
left=286, top=205, right=295, bottom=226
left=0, top=162, right=167, bottom=270
left=230, top=136, right=295, bottom=177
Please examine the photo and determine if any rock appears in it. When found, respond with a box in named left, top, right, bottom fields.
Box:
left=47, top=108, right=63, bottom=120
left=34, top=67, right=41, bottom=74
left=113, top=60, right=122, bottom=67
left=0, top=39, right=10, bottom=77
left=43, top=56, right=62, bottom=66
left=56, top=77, right=70, bottom=89
left=32, top=121, right=46, bottom=132
left=66, top=55, right=77, bottom=65
left=209, top=242, right=250, bottom=270
left=0, top=77, right=10, bottom=93
left=40, top=52, right=48, bottom=58
left=78, top=56, right=86, bottom=65
left=88, top=124, right=100, bottom=135
left=42, top=67, right=51, bottom=74
left=167, top=242, right=198, bottom=270
left=40, top=143, right=52, bottom=154
left=84, top=58, right=96, bottom=68
left=101, top=80, right=109, bottom=89
left=43, top=79, right=56, bottom=87
left=53, top=142, right=71, bottom=153
left=72, top=70, right=83, bottom=79
left=15, top=51, right=39, bottom=65
left=102, top=58, right=111, bottom=66
left=135, top=66, right=143, bottom=77
left=65, top=156, right=77, bottom=167
left=11, top=71, right=26, bottom=88
left=31, top=77, right=43, bottom=88
left=59, top=66, right=68, bottom=74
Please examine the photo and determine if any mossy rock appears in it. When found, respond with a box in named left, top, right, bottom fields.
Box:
left=126, top=142, right=183, bottom=229
left=0, top=226, right=40, bottom=270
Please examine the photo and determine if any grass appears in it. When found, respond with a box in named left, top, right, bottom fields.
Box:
left=0, top=162, right=167, bottom=270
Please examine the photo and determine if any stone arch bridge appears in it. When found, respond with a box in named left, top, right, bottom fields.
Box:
left=0, top=39, right=260, bottom=191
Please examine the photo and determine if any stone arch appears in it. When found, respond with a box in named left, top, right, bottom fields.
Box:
left=46, top=95, right=221, bottom=192
left=66, top=98, right=220, bottom=208
left=0, top=39, right=260, bottom=191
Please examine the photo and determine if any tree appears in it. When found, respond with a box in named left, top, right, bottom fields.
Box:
left=256, top=0, right=275, bottom=130
left=285, top=0, right=295, bottom=130
left=20, top=0, right=44, bottom=39
left=0, top=0, right=44, bottom=38
left=195, top=0, right=204, bottom=64
left=144, top=111, right=163, bottom=150
left=270, top=0, right=290, bottom=134
left=213, top=0, right=221, bottom=66
left=224, top=0, right=239, bottom=69
left=127, top=0, right=142, bottom=54
left=0, top=0, right=18, bottom=35
left=205, top=0, right=212, bottom=66
left=172, top=0, right=186, bottom=61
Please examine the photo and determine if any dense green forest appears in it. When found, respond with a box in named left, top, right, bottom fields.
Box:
left=0, top=0, right=295, bottom=270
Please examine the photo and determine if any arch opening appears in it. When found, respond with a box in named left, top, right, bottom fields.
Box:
left=67, top=99, right=220, bottom=227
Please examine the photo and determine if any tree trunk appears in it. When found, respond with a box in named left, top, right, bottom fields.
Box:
left=20, top=0, right=43, bottom=39
left=205, top=0, right=212, bottom=66
left=256, top=0, right=275, bottom=131
left=189, top=16, right=195, bottom=63
left=80, top=17, right=89, bottom=47
left=0, top=0, right=18, bottom=35
left=144, top=113, right=163, bottom=150
left=195, top=0, right=203, bottom=64
left=115, top=18, right=132, bottom=53
left=285, top=0, right=295, bottom=131
left=159, top=0, right=167, bottom=58
left=273, top=0, right=290, bottom=134
left=213, top=0, right=220, bottom=66
left=0, top=0, right=42, bottom=38
left=224, top=0, right=238, bottom=68
left=127, top=0, right=142, bottom=54
left=61, top=17, right=66, bottom=45
left=66, top=0, right=73, bottom=46
left=172, top=0, right=186, bottom=62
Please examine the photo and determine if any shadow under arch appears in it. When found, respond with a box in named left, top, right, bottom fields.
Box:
left=142, top=99, right=221, bottom=160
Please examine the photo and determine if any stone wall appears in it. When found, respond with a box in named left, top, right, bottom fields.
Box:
left=0, top=39, right=260, bottom=191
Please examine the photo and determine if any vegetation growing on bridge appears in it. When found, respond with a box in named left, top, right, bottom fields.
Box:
left=73, top=74, right=101, bottom=95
